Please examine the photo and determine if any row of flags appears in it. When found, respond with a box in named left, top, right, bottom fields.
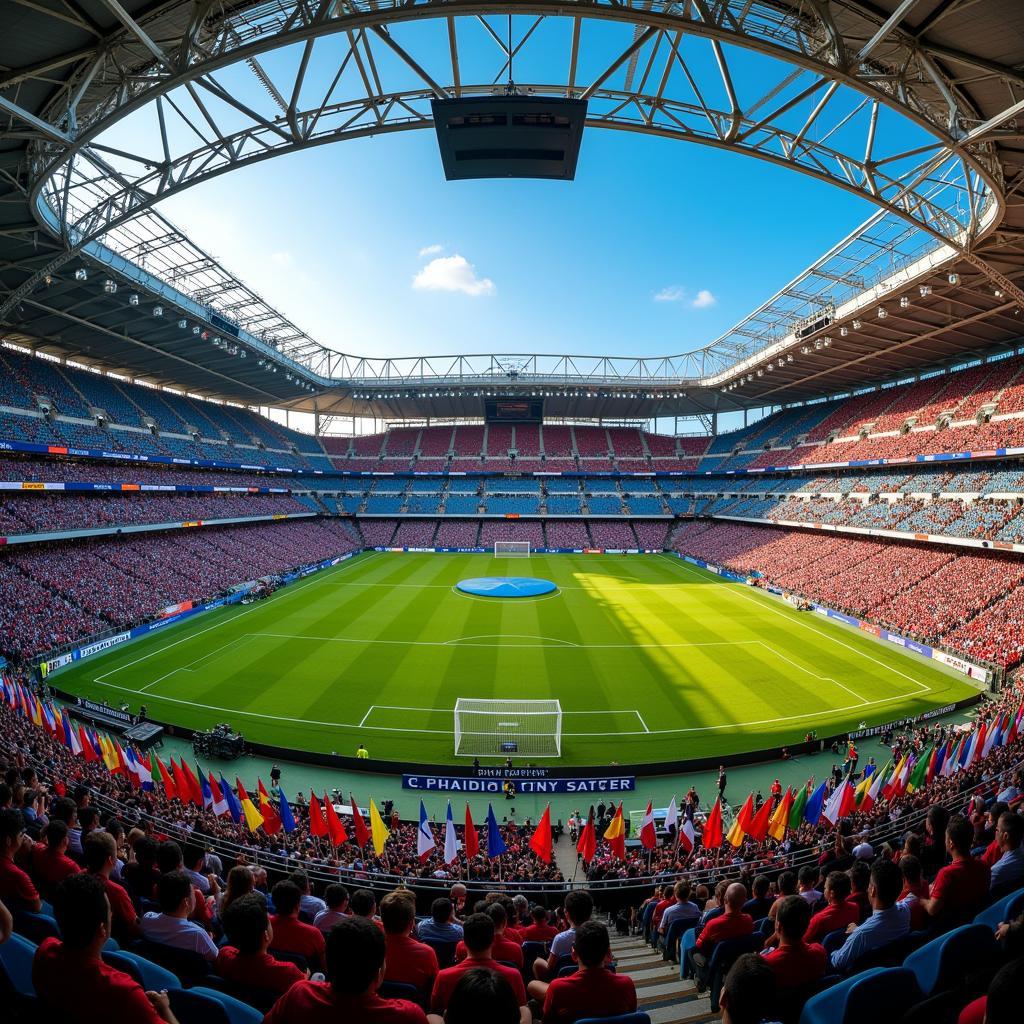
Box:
left=5, top=674, right=1022, bottom=864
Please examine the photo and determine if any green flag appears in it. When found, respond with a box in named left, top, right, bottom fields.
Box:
left=788, top=783, right=809, bottom=830
left=907, top=747, right=932, bottom=793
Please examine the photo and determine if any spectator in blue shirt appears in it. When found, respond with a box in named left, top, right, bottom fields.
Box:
left=418, top=897, right=465, bottom=944
left=990, top=813, right=1024, bottom=894
left=830, top=860, right=909, bottom=974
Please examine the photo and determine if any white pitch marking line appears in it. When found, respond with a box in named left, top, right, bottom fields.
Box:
left=659, top=554, right=933, bottom=696
left=93, top=552, right=379, bottom=685
left=444, top=634, right=579, bottom=647
left=755, top=641, right=869, bottom=708
left=635, top=710, right=651, bottom=734
left=357, top=705, right=376, bottom=728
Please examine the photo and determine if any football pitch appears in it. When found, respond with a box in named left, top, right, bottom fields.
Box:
left=53, top=551, right=978, bottom=766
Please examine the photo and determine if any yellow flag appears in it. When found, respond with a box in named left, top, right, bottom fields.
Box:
left=236, top=779, right=264, bottom=833
left=726, top=815, right=746, bottom=848
left=369, top=798, right=390, bottom=856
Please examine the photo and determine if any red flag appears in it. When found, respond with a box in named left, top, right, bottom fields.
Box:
left=171, top=759, right=190, bottom=802
left=639, top=801, right=657, bottom=850
left=155, top=756, right=176, bottom=799
left=308, top=792, right=328, bottom=838
left=464, top=805, right=479, bottom=860
left=324, top=794, right=349, bottom=848
left=529, top=805, right=553, bottom=863
left=838, top=781, right=858, bottom=819
left=80, top=726, right=98, bottom=763
left=350, top=796, right=370, bottom=849
left=736, top=793, right=755, bottom=831
left=577, top=809, right=596, bottom=863
left=258, top=780, right=282, bottom=836
left=746, top=798, right=773, bottom=843
left=702, top=798, right=724, bottom=850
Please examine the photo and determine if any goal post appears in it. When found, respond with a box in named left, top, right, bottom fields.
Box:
left=494, top=540, right=531, bottom=557
left=454, top=698, right=563, bottom=758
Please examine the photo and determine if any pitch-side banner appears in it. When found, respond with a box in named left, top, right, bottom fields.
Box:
left=402, top=774, right=636, bottom=793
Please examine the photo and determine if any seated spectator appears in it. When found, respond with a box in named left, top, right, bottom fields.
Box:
left=121, top=835, right=159, bottom=905
left=434, top=913, right=528, bottom=1024
left=922, top=814, right=991, bottom=927
left=182, top=843, right=217, bottom=897
left=767, top=873, right=795, bottom=921
left=804, top=871, right=858, bottom=943
left=156, top=840, right=213, bottom=930
left=439, top=967, right=520, bottom=1024
left=719, top=953, right=777, bottom=1024
left=218, top=864, right=255, bottom=917
left=532, top=889, right=593, bottom=981
left=216, top=893, right=306, bottom=997
left=990, top=812, right=1024, bottom=895
left=830, top=860, right=909, bottom=973
left=847, top=860, right=872, bottom=922
left=796, top=865, right=823, bottom=908
left=291, top=869, right=327, bottom=919
left=417, top=896, right=464, bottom=944
left=0, top=806, right=41, bottom=912
left=351, top=887, right=383, bottom=929
left=83, top=829, right=139, bottom=941
left=742, top=875, right=774, bottom=921
left=29, top=819, right=80, bottom=897
left=380, top=888, right=439, bottom=996
left=140, top=870, right=218, bottom=962
left=689, top=882, right=753, bottom=992
left=457, top=902, right=522, bottom=968
left=271, top=879, right=327, bottom=972
left=540, top=920, right=637, bottom=1024
left=49, top=797, right=83, bottom=861
left=521, top=904, right=556, bottom=944
left=658, top=879, right=701, bottom=954
left=896, top=855, right=930, bottom=932
left=761, top=896, right=827, bottom=991
left=33, top=873, right=179, bottom=1024
left=314, top=883, right=350, bottom=935
left=264, top=914, right=427, bottom=1023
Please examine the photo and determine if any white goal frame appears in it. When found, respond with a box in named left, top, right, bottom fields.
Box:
left=494, top=540, right=531, bottom=557
left=454, top=698, right=563, bottom=757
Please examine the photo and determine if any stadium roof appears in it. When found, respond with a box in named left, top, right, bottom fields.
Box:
left=2, top=1, right=1024, bottom=425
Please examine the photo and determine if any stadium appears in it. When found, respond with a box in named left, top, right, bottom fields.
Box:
left=2, top=1, right=1024, bottom=1023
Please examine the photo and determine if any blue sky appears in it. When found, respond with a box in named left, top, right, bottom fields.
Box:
left=159, top=118, right=875, bottom=363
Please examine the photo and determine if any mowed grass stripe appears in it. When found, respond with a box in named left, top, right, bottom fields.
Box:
left=53, top=553, right=979, bottom=765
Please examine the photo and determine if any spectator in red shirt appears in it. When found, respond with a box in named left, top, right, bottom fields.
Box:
left=804, top=872, right=858, bottom=944
left=216, top=893, right=306, bottom=998
left=689, top=882, right=753, bottom=992
left=456, top=902, right=523, bottom=968
left=84, top=830, right=140, bottom=941
left=433, top=913, right=529, bottom=1024
left=0, top=807, right=41, bottom=913
left=761, top=896, right=827, bottom=992
left=541, top=921, right=637, bottom=1024
left=439, top=966, right=521, bottom=1024
left=522, top=904, right=557, bottom=944
left=351, top=887, right=384, bottom=930
left=32, top=872, right=179, bottom=1024
left=380, top=888, right=439, bottom=998
left=29, top=819, right=80, bottom=898
left=847, top=860, right=872, bottom=923
left=896, top=855, right=930, bottom=932
left=264, top=914, right=427, bottom=1024
left=922, top=815, right=991, bottom=929
left=271, top=879, right=327, bottom=972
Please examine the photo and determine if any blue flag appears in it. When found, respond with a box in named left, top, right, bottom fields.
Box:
left=486, top=804, right=506, bottom=859
left=279, top=790, right=297, bottom=833
left=804, top=781, right=827, bottom=825
left=219, top=774, right=242, bottom=824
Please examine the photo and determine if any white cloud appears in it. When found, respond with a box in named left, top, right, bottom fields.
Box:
left=654, top=285, right=686, bottom=303
left=413, top=254, right=495, bottom=297
left=691, top=289, right=717, bottom=309
left=418, top=244, right=444, bottom=257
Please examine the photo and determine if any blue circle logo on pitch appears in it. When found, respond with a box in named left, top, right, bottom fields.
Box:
left=457, top=577, right=557, bottom=598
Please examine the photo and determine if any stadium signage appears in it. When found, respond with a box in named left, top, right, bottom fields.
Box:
left=402, top=774, right=636, bottom=793
left=76, top=697, right=133, bottom=724
left=849, top=703, right=960, bottom=740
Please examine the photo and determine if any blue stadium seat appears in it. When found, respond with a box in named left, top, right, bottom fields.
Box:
left=520, top=940, right=548, bottom=967
left=662, top=918, right=696, bottom=963
left=378, top=979, right=425, bottom=1008
left=129, top=939, right=214, bottom=986
left=903, top=924, right=998, bottom=997
left=640, top=902, right=656, bottom=943
left=422, top=938, right=459, bottom=969
left=973, top=886, right=1024, bottom=932
left=169, top=986, right=262, bottom=1024
left=576, top=1016, right=650, bottom=1024
left=678, top=926, right=698, bottom=979
left=14, top=912, right=60, bottom=945
left=103, top=949, right=182, bottom=991
left=0, top=932, right=36, bottom=997
left=708, top=933, right=763, bottom=1012
left=798, top=967, right=923, bottom=1024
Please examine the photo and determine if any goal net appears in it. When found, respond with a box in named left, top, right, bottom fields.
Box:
left=495, top=540, right=531, bottom=557
left=454, top=698, right=563, bottom=758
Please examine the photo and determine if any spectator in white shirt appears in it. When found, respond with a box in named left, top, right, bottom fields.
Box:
left=290, top=869, right=327, bottom=920
left=991, top=813, right=1024, bottom=894
left=140, top=871, right=218, bottom=962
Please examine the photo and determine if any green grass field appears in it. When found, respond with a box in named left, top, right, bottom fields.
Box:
left=52, top=552, right=979, bottom=765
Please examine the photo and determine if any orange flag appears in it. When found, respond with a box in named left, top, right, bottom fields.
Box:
left=603, top=803, right=626, bottom=860
left=258, top=780, right=282, bottom=836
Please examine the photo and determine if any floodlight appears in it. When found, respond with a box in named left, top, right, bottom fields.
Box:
left=152, top=306, right=163, bottom=317
left=948, top=272, right=959, bottom=285
left=128, top=293, right=140, bottom=306
left=74, top=268, right=87, bottom=281
left=840, top=326, right=848, bottom=337
left=103, top=279, right=117, bottom=294
left=877, top=307, right=887, bottom=319
left=919, top=285, right=932, bottom=297
left=900, top=295, right=910, bottom=308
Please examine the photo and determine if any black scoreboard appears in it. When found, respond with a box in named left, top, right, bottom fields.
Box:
left=485, top=398, right=543, bottom=423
